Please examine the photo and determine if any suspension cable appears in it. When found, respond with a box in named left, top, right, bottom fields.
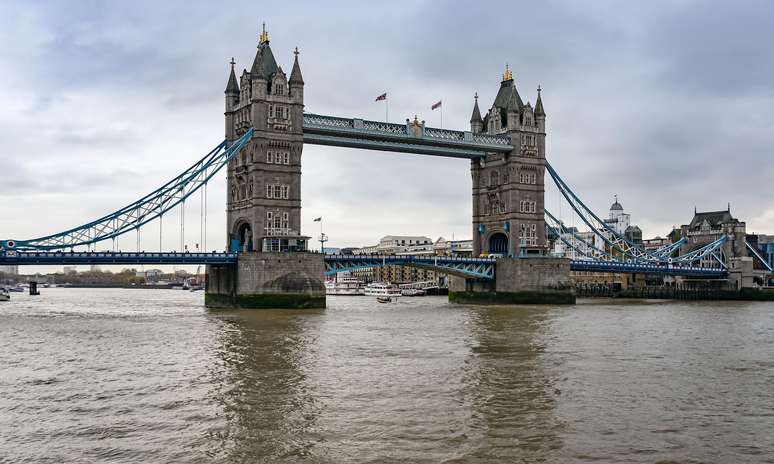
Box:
left=159, top=214, right=163, bottom=252
left=180, top=200, right=185, bottom=252
left=204, top=182, right=208, bottom=252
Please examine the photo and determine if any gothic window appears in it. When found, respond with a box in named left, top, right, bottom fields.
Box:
left=284, top=152, right=289, bottom=164
left=268, top=105, right=273, bottom=118
left=267, top=151, right=273, bottom=163
left=266, top=184, right=272, bottom=198
left=490, top=170, right=499, bottom=187
left=274, top=185, right=282, bottom=199
left=282, top=212, right=289, bottom=230
left=520, top=223, right=538, bottom=246
left=248, top=182, right=253, bottom=197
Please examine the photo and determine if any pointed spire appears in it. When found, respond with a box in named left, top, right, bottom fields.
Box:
left=290, top=46, right=304, bottom=85
left=502, top=63, right=513, bottom=81
left=470, top=92, right=482, bottom=123
left=259, top=22, right=269, bottom=45
left=535, top=84, right=545, bottom=116
left=225, top=57, right=239, bottom=94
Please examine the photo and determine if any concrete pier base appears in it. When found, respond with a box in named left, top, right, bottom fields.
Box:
left=205, top=252, right=326, bottom=309
left=449, top=257, right=575, bottom=305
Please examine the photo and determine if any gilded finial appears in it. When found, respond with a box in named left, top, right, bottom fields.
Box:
left=230, top=57, right=235, bottom=68
left=259, top=22, right=269, bottom=44
left=537, top=84, right=542, bottom=95
left=294, top=46, right=299, bottom=57
left=474, top=92, right=478, bottom=102
left=502, top=63, right=513, bottom=81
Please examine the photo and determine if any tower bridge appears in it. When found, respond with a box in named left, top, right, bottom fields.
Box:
left=1, top=25, right=765, bottom=307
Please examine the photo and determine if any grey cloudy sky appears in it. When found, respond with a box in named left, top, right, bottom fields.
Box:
left=2, top=0, right=774, bottom=254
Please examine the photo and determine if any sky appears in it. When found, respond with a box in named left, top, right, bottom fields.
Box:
left=1, top=0, right=774, bottom=267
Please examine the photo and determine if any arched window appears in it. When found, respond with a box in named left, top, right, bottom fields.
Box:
left=490, top=170, right=499, bottom=187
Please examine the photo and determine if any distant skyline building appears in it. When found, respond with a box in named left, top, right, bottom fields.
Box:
left=0, top=265, right=18, bottom=275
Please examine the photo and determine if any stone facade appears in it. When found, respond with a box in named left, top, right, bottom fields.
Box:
left=224, top=31, right=307, bottom=253
left=470, top=67, right=547, bottom=257
left=206, top=252, right=325, bottom=308
left=448, top=257, right=575, bottom=304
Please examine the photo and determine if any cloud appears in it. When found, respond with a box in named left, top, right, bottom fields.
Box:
left=1, top=0, right=773, bottom=253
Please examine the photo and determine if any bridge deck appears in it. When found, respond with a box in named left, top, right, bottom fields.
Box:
left=0, top=251, right=728, bottom=279
left=302, top=113, right=513, bottom=159
left=0, top=251, right=237, bottom=266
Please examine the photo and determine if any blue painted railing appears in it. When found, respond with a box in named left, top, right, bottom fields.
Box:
left=0, top=251, right=237, bottom=266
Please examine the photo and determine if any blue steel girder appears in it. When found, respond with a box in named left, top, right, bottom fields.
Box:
left=545, top=208, right=617, bottom=262
left=0, top=250, right=237, bottom=266
left=324, top=255, right=496, bottom=280
left=2, top=129, right=254, bottom=251
left=745, top=240, right=773, bottom=272
left=545, top=161, right=731, bottom=269
left=302, top=113, right=512, bottom=159
left=569, top=260, right=727, bottom=277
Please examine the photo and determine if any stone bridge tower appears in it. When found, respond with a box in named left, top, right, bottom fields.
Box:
left=208, top=25, right=325, bottom=309
left=224, top=25, right=308, bottom=254
left=470, top=65, right=547, bottom=257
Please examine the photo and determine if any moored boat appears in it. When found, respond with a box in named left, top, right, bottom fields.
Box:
left=325, top=276, right=365, bottom=296
left=0, top=289, right=10, bottom=302
left=400, top=288, right=426, bottom=297
left=364, top=282, right=401, bottom=297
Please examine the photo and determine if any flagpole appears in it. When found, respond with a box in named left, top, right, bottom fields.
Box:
left=386, top=96, right=389, bottom=123
left=440, top=103, right=443, bottom=129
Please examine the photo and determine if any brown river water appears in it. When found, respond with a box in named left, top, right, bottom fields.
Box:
left=1, top=288, right=773, bottom=463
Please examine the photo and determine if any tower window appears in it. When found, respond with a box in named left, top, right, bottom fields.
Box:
left=490, top=170, right=499, bottom=187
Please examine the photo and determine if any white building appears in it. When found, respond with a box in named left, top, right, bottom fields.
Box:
left=377, top=235, right=433, bottom=254
left=0, top=265, right=18, bottom=275
left=605, top=196, right=630, bottom=235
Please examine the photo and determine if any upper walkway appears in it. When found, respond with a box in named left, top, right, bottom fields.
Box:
left=302, top=113, right=513, bottom=159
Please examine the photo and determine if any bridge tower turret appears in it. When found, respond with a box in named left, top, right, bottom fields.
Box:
left=209, top=25, right=324, bottom=309
left=225, top=25, right=308, bottom=254
left=224, top=58, right=240, bottom=142
left=471, top=65, right=547, bottom=257
left=470, top=93, right=483, bottom=134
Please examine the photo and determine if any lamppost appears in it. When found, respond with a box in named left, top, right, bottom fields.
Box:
left=315, top=216, right=327, bottom=253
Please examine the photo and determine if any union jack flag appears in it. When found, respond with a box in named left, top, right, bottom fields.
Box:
left=431, top=100, right=442, bottom=110
left=375, top=93, right=387, bottom=101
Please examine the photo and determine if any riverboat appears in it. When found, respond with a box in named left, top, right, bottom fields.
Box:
left=325, top=276, right=365, bottom=296
left=364, top=282, right=401, bottom=297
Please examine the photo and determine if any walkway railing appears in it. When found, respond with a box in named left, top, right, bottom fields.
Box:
left=303, top=113, right=512, bottom=159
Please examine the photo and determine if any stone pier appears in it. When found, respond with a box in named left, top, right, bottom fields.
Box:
left=205, top=252, right=326, bottom=309
left=449, top=257, right=575, bottom=305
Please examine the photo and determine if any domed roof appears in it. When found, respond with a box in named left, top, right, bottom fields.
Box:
left=610, top=195, right=623, bottom=211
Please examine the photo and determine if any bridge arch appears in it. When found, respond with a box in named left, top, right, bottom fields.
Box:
left=232, top=219, right=253, bottom=252
left=488, top=232, right=508, bottom=255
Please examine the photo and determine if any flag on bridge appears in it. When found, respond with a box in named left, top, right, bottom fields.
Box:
left=431, top=100, right=442, bottom=110
left=313, top=217, right=322, bottom=222
left=375, top=92, right=387, bottom=101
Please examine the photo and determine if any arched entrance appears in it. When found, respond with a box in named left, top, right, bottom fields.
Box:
left=237, top=222, right=253, bottom=252
left=488, top=232, right=508, bottom=255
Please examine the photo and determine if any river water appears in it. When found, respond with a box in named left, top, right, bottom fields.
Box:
left=1, top=289, right=773, bottom=463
